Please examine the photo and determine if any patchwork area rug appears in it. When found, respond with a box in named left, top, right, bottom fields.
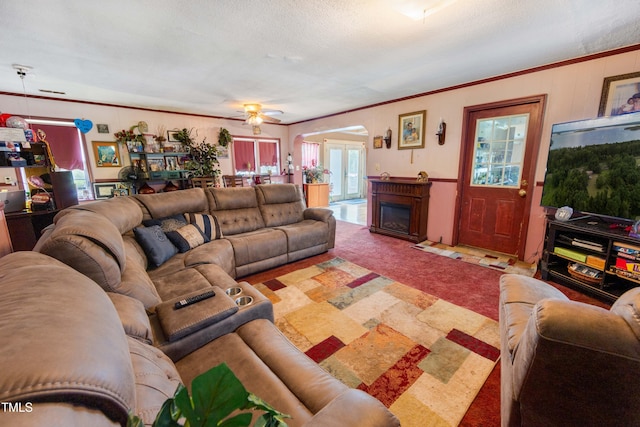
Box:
left=413, top=240, right=537, bottom=277
left=253, top=258, right=500, bottom=426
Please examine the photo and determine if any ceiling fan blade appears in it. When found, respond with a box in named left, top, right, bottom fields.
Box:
left=259, top=113, right=281, bottom=123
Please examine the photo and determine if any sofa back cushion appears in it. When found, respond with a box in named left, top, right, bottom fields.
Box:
left=55, top=196, right=143, bottom=234
left=206, top=187, right=266, bottom=235
left=38, top=210, right=127, bottom=292
left=256, top=184, right=305, bottom=227
left=134, top=188, right=208, bottom=221
left=0, top=252, right=136, bottom=425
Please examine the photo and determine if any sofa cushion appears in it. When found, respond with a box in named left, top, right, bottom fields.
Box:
left=207, top=187, right=266, bottom=235
left=184, top=212, right=223, bottom=240
left=134, top=225, right=178, bottom=267
left=56, top=196, right=143, bottom=234
left=256, top=184, right=305, bottom=227
left=275, top=220, right=329, bottom=252
left=127, top=336, right=182, bottom=425
left=225, top=228, right=287, bottom=266
left=166, top=224, right=209, bottom=253
left=108, top=293, right=154, bottom=344
left=120, top=258, right=163, bottom=308
left=134, top=188, right=208, bottom=221
left=38, top=210, right=127, bottom=292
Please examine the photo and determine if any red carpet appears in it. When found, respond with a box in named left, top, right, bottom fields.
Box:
left=242, top=220, right=609, bottom=426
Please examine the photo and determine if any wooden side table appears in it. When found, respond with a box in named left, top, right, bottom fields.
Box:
left=304, top=183, right=330, bottom=207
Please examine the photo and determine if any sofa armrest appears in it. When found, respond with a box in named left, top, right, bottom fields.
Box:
left=304, top=208, right=333, bottom=222
left=155, top=286, right=238, bottom=342
left=152, top=281, right=274, bottom=361
left=303, top=389, right=399, bottom=427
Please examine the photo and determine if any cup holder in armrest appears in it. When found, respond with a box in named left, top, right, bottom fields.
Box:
left=235, top=295, right=253, bottom=308
left=226, top=287, right=243, bottom=297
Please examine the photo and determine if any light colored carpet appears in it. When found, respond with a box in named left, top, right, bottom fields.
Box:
left=413, top=240, right=537, bottom=277
left=253, top=258, right=500, bottom=427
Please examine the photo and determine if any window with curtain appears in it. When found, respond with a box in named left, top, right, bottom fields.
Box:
left=26, top=119, right=93, bottom=200
left=302, top=142, right=320, bottom=168
left=233, top=137, right=280, bottom=175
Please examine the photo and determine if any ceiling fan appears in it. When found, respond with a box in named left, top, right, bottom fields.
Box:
left=237, top=104, right=283, bottom=135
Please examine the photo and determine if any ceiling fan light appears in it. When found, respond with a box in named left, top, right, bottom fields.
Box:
left=246, top=114, right=263, bottom=125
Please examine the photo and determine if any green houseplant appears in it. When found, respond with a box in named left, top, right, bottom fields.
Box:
left=128, top=363, right=289, bottom=427
left=218, top=128, right=233, bottom=147
left=172, top=128, right=221, bottom=180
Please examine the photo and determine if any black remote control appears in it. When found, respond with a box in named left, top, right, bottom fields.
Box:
left=174, top=290, right=216, bottom=309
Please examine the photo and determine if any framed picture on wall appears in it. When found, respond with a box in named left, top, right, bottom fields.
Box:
left=398, top=110, right=426, bottom=149
left=93, top=182, right=120, bottom=199
left=373, top=136, right=383, bottom=149
left=92, top=141, right=121, bottom=167
left=598, top=71, right=640, bottom=116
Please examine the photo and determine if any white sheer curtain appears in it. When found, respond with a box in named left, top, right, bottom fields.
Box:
left=301, top=142, right=319, bottom=167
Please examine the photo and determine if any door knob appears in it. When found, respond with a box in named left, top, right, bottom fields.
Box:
left=518, top=189, right=527, bottom=197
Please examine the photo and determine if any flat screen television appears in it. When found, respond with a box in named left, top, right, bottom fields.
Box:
left=541, top=112, right=640, bottom=222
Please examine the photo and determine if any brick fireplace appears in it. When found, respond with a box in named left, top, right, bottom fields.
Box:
left=369, top=178, right=431, bottom=243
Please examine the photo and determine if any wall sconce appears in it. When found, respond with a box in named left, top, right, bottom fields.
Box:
left=436, top=119, right=446, bottom=145
left=383, top=127, right=392, bottom=149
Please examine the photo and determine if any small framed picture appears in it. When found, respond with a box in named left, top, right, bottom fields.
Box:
left=92, top=141, right=121, bottom=167
left=93, top=182, right=119, bottom=199
left=398, top=111, right=426, bottom=150
left=373, top=136, right=383, bottom=149
left=167, top=130, right=181, bottom=142
left=96, top=124, right=110, bottom=133
left=599, top=72, right=640, bottom=116
left=165, top=156, right=179, bottom=171
left=111, top=187, right=130, bottom=197
left=147, top=159, right=165, bottom=172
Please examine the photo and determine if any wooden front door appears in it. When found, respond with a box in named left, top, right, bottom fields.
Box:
left=455, top=95, right=546, bottom=258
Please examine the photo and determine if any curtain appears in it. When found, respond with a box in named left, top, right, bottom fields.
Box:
left=302, top=142, right=320, bottom=168
left=32, top=124, right=84, bottom=170
left=233, top=140, right=256, bottom=172
left=258, top=141, right=278, bottom=167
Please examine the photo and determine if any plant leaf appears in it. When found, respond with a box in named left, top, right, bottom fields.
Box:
left=217, top=413, right=253, bottom=427
left=191, top=363, right=249, bottom=423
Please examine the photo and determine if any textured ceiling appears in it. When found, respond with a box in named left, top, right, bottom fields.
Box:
left=1, top=0, right=639, bottom=124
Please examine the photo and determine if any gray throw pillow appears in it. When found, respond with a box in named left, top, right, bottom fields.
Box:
left=134, top=225, right=178, bottom=267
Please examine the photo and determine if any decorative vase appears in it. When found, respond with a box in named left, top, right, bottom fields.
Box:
left=138, top=182, right=155, bottom=194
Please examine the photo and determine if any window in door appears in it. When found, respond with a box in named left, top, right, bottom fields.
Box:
left=471, top=114, right=528, bottom=188
left=233, top=137, right=280, bottom=175
left=25, top=118, right=93, bottom=200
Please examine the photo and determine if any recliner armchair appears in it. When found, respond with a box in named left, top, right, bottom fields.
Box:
left=499, top=274, right=640, bottom=426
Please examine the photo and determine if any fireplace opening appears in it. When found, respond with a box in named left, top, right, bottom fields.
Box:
left=380, top=202, right=411, bottom=234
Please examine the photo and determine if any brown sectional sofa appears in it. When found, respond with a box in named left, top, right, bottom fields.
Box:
left=0, top=184, right=399, bottom=426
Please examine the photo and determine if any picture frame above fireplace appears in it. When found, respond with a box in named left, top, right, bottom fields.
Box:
left=398, top=110, right=426, bottom=150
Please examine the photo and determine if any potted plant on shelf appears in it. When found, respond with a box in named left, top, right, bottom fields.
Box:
left=114, top=127, right=147, bottom=153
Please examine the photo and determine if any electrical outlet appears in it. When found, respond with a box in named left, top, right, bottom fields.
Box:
left=375, top=163, right=380, bottom=171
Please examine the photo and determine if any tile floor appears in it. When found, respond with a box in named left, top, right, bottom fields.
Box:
left=328, top=199, right=367, bottom=226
